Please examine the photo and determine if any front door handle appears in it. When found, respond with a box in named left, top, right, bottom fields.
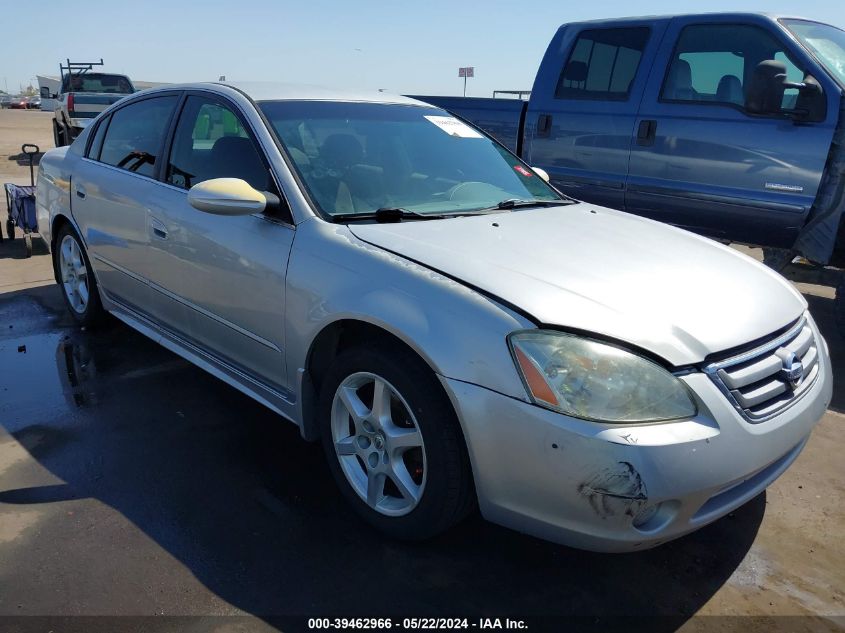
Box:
left=636, top=119, right=657, bottom=147
left=75, top=185, right=86, bottom=199
left=150, top=217, right=168, bottom=239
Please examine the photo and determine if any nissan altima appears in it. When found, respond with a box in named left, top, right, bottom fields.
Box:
left=35, top=82, right=832, bottom=551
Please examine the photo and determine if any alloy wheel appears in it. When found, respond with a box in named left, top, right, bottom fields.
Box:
left=59, top=234, right=90, bottom=314
left=331, top=372, right=427, bottom=516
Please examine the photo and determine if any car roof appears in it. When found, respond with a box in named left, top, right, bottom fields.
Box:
left=135, top=81, right=432, bottom=107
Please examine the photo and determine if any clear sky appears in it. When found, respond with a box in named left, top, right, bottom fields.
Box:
left=1, top=0, right=842, bottom=97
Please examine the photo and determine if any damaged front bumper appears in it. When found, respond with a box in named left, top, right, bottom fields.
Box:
left=441, top=334, right=832, bottom=553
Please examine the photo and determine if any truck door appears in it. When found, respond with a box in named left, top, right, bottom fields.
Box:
left=626, top=15, right=838, bottom=247
left=523, top=20, right=668, bottom=210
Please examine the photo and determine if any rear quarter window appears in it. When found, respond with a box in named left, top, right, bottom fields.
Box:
left=555, top=27, right=651, bottom=101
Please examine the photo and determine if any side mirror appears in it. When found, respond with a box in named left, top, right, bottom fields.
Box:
left=746, top=60, right=826, bottom=122
left=745, top=60, right=788, bottom=115
left=188, top=178, right=268, bottom=216
left=532, top=167, right=551, bottom=182
left=39, top=86, right=50, bottom=99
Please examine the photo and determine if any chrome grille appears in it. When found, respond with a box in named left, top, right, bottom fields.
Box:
left=704, top=315, right=820, bottom=422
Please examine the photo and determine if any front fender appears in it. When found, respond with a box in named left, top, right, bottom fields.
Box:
left=285, top=219, right=535, bottom=404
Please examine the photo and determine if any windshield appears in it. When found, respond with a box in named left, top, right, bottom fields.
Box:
left=783, top=20, right=845, bottom=86
left=63, top=73, right=134, bottom=94
left=259, top=101, right=562, bottom=217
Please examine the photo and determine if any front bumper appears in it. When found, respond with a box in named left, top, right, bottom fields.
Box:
left=442, top=330, right=832, bottom=553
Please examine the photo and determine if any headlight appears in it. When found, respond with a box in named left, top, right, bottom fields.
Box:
left=508, top=330, right=696, bottom=423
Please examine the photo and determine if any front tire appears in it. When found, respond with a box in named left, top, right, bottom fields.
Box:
left=55, top=225, right=105, bottom=326
left=318, top=344, right=474, bottom=540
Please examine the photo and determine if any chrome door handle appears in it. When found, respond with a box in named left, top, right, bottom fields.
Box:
left=150, top=217, right=168, bottom=239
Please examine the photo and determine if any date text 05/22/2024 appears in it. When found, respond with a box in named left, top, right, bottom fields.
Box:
left=307, top=618, right=529, bottom=630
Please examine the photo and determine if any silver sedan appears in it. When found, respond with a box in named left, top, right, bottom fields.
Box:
left=36, top=83, right=832, bottom=551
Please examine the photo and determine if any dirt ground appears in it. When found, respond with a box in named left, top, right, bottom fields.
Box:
left=0, top=108, right=843, bottom=632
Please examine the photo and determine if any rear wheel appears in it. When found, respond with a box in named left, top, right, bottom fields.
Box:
left=55, top=225, right=104, bottom=326
left=318, top=344, right=474, bottom=540
left=835, top=275, right=845, bottom=339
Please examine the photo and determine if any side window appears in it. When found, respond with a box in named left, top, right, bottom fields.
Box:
left=661, top=24, right=808, bottom=109
left=166, top=96, right=270, bottom=192
left=98, top=96, right=179, bottom=178
left=87, top=115, right=110, bottom=161
left=555, top=28, right=651, bottom=101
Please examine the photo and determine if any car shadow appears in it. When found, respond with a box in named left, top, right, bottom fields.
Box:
left=0, top=285, right=769, bottom=630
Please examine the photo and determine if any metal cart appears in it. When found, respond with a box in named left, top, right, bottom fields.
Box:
left=3, top=144, right=41, bottom=257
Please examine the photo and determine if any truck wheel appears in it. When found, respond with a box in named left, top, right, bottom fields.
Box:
left=318, top=343, right=474, bottom=540
left=55, top=225, right=105, bottom=326
left=62, top=124, right=74, bottom=146
left=836, top=276, right=845, bottom=339
left=52, top=121, right=63, bottom=147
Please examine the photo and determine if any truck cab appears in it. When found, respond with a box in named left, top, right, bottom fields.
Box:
left=524, top=14, right=843, bottom=254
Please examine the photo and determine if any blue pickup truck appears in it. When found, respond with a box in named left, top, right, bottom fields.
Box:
left=412, top=13, right=845, bottom=331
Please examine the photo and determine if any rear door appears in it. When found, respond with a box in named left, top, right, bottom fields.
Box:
left=71, top=94, right=179, bottom=314
left=523, top=20, right=668, bottom=209
left=626, top=15, right=838, bottom=246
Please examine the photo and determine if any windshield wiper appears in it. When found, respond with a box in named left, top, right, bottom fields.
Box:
left=492, top=198, right=577, bottom=210
left=332, top=207, right=448, bottom=223
left=333, top=207, right=495, bottom=223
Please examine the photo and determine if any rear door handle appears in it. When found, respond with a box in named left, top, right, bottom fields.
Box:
left=150, top=217, right=168, bottom=239
left=75, top=185, right=86, bottom=199
left=636, top=119, right=657, bottom=146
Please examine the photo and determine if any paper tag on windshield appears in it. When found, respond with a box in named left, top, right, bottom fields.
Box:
left=424, top=115, right=483, bottom=138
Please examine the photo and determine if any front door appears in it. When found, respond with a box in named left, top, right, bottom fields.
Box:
left=147, top=93, right=294, bottom=391
left=626, top=16, right=837, bottom=246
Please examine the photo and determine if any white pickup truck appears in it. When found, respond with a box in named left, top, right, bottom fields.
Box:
left=43, top=72, right=135, bottom=147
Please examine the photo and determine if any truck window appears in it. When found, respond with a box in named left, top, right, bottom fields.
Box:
left=62, top=73, right=134, bottom=94
left=555, top=28, right=650, bottom=101
left=661, top=24, right=806, bottom=109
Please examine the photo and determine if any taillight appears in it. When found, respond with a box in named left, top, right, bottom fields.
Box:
left=67, top=93, right=75, bottom=112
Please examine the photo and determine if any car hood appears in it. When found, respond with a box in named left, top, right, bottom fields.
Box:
left=347, top=204, right=807, bottom=366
